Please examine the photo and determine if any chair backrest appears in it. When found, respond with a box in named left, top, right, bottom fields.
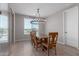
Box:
left=30, top=31, right=38, bottom=46
left=49, top=32, right=58, bottom=44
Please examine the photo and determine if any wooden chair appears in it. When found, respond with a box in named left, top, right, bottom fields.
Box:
left=30, top=31, right=34, bottom=45
left=42, top=32, right=58, bottom=56
left=30, top=31, right=41, bottom=49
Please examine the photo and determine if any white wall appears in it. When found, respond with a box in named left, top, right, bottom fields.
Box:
left=78, top=5, right=79, bottom=48
left=46, top=12, right=63, bottom=43
left=0, top=3, right=8, bottom=11
left=39, top=21, right=46, bottom=37
left=15, top=14, right=24, bottom=41
left=0, top=3, right=8, bottom=15
left=46, top=5, right=79, bottom=48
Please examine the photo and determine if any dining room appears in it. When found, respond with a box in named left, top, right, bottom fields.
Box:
left=0, top=3, right=79, bottom=56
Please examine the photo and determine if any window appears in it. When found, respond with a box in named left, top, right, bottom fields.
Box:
left=24, top=18, right=39, bottom=36
left=0, top=15, right=8, bottom=43
left=31, top=22, right=39, bottom=36
left=24, top=18, right=32, bottom=34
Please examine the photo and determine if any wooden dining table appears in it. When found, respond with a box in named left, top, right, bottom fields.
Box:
left=37, top=34, right=48, bottom=42
left=36, top=32, right=58, bottom=56
left=37, top=34, right=50, bottom=56
left=37, top=34, right=49, bottom=50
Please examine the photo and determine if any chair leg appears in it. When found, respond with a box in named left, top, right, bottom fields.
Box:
left=41, top=45, right=44, bottom=51
left=36, top=47, right=38, bottom=51
left=33, top=44, right=35, bottom=48
left=36, top=45, right=39, bottom=51
left=47, top=48, right=49, bottom=56
left=55, top=47, right=57, bottom=55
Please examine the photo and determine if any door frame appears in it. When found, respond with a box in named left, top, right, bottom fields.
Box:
left=63, top=11, right=67, bottom=45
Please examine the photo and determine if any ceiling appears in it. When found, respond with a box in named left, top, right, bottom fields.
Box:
left=9, top=3, right=74, bottom=18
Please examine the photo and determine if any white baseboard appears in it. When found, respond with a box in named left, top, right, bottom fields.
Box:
left=57, top=41, right=65, bottom=45
left=15, top=39, right=31, bottom=42
left=58, top=41, right=79, bottom=50
left=77, top=47, right=79, bottom=50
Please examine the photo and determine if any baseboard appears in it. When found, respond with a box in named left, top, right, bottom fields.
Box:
left=77, top=47, right=79, bottom=50
left=58, top=41, right=79, bottom=50
left=15, top=39, right=31, bottom=42
left=57, top=41, right=65, bottom=45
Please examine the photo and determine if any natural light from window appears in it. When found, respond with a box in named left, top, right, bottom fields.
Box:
left=24, top=18, right=39, bottom=36
left=0, top=15, right=8, bottom=43
left=24, top=18, right=32, bottom=34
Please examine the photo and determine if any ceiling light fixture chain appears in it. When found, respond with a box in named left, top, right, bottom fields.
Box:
left=37, top=8, right=40, bottom=21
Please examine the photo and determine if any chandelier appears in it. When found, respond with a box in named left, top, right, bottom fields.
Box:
left=31, top=8, right=46, bottom=23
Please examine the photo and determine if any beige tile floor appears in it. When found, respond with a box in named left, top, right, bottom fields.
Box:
left=0, top=40, right=79, bottom=56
